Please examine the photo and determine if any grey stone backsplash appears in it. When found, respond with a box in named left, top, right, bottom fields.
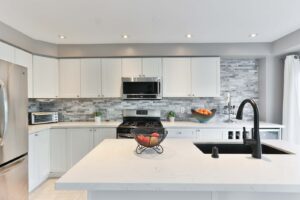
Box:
left=28, top=59, right=258, bottom=122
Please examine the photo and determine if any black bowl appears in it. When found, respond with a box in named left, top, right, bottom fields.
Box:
left=131, top=128, right=167, bottom=148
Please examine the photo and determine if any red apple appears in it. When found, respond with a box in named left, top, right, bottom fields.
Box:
left=142, top=136, right=150, bottom=146
left=151, top=132, right=160, bottom=137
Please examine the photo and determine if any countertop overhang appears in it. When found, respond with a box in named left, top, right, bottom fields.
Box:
left=29, top=121, right=284, bottom=135
left=56, top=139, right=300, bottom=193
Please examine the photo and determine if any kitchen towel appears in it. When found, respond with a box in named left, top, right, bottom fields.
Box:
left=282, top=55, right=300, bottom=144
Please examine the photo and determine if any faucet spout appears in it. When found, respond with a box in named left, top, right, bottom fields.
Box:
left=236, top=99, right=262, bottom=159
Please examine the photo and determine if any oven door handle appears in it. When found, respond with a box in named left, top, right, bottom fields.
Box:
left=118, top=135, right=134, bottom=139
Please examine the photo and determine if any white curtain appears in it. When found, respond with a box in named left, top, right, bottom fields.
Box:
left=282, top=55, right=300, bottom=144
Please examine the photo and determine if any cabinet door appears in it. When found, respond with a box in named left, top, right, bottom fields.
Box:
left=122, top=58, right=142, bottom=77
left=59, top=59, right=81, bottom=98
left=191, top=57, right=220, bottom=97
left=142, top=58, right=162, bottom=77
left=0, top=41, right=14, bottom=63
left=163, top=58, right=191, bottom=97
left=33, top=56, right=59, bottom=98
left=80, top=59, right=101, bottom=98
left=29, top=130, right=50, bottom=191
left=28, top=134, right=38, bottom=192
left=101, top=58, right=122, bottom=98
left=50, top=129, right=68, bottom=174
left=93, top=128, right=116, bottom=147
left=68, top=128, right=93, bottom=166
left=37, top=130, right=50, bottom=183
left=14, top=48, right=33, bottom=98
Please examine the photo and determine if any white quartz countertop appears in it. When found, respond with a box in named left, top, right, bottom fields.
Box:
left=28, top=121, right=122, bottom=134
left=162, top=120, right=284, bottom=129
left=56, top=139, right=300, bottom=193
left=29, top=120, right=283, bottom=134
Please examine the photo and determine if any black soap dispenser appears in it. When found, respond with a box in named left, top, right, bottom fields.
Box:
left=212, top=146, right=219, bottom=158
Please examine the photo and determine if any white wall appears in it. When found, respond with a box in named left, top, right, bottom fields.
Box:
left=272, top=29, right=300, bottom=55
left=258, top=56, right=284, bottom=124
left=258, top=58, right=267, bottom=121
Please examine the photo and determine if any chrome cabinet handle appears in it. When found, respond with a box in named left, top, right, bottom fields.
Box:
left=0, top=80, right=8, bottom=146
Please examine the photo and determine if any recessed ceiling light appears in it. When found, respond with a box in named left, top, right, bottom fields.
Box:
left=249, top=33, right=258, bottom=38
left=122, top=34, right=129, bottom=39
left=58, top=35, right=66, bottom=39
left=186, top=34, right=192, bottom=38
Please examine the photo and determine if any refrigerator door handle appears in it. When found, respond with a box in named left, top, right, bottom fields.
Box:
left=0, top=79, right=8, bottom=146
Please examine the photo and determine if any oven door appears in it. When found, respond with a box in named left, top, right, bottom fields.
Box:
left=116, top=128, right=134, bottom=139
left=122, top=79, right=161, bottom=99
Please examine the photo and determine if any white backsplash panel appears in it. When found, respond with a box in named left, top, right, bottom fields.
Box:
left=28, top=59, right=258, bottom=122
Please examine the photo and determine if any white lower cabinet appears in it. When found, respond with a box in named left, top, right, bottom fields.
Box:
left=29, top=130, right=50, bottom=192
left=93, top=128, right=116, bottom=147
left=49, top=127, right=116, bottom=177
left=68, top=128, right=94, bottom=166
left=50, top=129, right=68, bottom=176
left=166, top=128, right=239, bottom=142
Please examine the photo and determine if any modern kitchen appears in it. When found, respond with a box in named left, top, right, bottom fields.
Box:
left=0, top=0, right=300, bottom=200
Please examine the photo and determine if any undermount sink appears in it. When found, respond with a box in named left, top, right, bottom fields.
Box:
left=194, top=143, right=292, bottom=155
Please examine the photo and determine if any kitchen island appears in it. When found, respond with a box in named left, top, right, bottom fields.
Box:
left=56, top=139, right=300, bottom=200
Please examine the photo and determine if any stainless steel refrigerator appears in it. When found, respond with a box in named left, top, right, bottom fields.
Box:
left=0, top=60, right=28, bottom=200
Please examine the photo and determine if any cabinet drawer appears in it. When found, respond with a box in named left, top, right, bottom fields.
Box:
left=198, top=129, right=223, bottom=141
left=166, top=129, right=197, bottom=138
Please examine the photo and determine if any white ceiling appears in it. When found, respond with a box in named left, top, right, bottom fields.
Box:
left=0, top=0, right=300, bottom=44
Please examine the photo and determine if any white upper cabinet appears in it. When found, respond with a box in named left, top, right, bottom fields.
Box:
left=80, top=59, right=101, bottom=98
left=163, top=58, right=191, bottom=97
left=122, top=58, right=142, bottom=77
left=33, top=56, right=59, bottom=98
left=59, top=59, right=81, bottom=98
left=191, top=57, right=220, bottom=97
left=142, top=58, right=162, bottom=77
left=0, top=41, right=14, bottom=63
left=101, top=58, right=122, bottom=98
left=14, top=48, right=33, bottom=98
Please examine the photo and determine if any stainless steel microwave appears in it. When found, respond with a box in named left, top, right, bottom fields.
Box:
left=28, top=112, right=59, bottom=125
left=122, top=77, right=162, bottom=100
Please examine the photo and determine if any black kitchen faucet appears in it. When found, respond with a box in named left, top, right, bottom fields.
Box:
left=236, top=99, right=262, bottom=159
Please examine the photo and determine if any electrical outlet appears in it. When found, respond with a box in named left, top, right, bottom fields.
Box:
left=180, top=107, right=185, bottom=113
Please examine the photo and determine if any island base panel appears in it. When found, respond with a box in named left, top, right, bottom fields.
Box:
left=88, top=191, right=300, bottom=200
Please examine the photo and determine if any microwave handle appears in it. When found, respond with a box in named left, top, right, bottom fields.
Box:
left=158, top=82, right=161, bottom=94
left=31, top=113, right=35, bottom=124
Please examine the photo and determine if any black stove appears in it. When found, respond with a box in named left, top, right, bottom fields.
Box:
left=117, top=110, right=164, bottom=139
